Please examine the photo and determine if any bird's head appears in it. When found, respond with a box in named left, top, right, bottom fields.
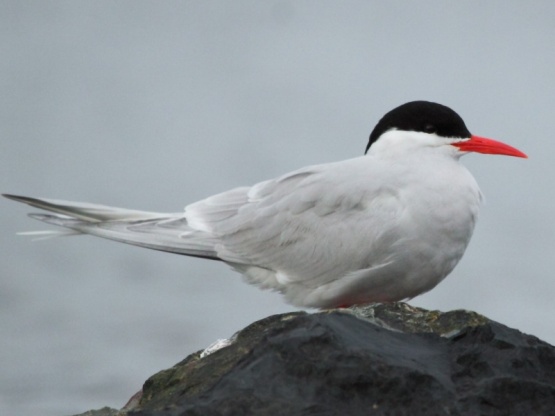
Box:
left=365, top=101, right=527, bottom=159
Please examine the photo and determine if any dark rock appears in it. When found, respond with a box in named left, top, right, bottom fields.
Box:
left=78, top=303, right=555, bottom=416
left=70, top=407, right=119, bottom=416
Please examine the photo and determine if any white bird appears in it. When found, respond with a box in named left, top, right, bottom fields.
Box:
left=4, top=101, right=527, bottom=308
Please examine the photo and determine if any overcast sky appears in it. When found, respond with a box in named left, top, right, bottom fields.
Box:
left=2, top=2, right=554, bottom=415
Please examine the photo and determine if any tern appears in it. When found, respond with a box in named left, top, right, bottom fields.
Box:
left=4, top=101, right=527, bottom=308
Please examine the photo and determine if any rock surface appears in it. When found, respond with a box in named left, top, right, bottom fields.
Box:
left=72, top=303, right=555, bottom=416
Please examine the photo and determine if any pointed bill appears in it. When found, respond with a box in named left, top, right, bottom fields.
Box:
left=453, top=135, right=527, bottom=158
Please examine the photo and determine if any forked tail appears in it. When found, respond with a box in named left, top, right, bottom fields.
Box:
left=3, top=194, right=219, bottom=259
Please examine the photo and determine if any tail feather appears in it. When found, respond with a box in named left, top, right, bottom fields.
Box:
left=4, top=194, right=220, bottom=260
left=3, top=194, right=165, bottom=222
left=17, top=229, right=81, bottom=241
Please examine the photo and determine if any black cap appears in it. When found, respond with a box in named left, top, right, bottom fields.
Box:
left=365, top=101, right=472, bottom=154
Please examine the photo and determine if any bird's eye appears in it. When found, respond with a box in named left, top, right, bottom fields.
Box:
left=423, top=123, right=437, bottom=134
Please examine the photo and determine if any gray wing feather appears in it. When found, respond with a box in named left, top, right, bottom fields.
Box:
left=3, top=194, right=164, bottom=221
left=184, top=160, right=401, bottom=285
left=26, top=213, right=220, bottom=259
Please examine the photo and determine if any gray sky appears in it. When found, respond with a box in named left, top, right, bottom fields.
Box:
left=2, top=2, right=554, bottom=415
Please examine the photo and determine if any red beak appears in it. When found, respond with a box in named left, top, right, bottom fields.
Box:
left=453, top=135, right=527, bottom=158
